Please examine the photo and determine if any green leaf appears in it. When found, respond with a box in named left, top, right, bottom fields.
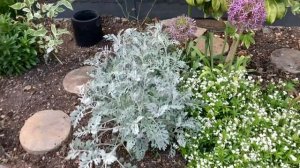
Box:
left=26, top=12, right=33, bottom=21
left=36, top=3, right=40, bottom=9
left=24, top=0, right=35, bottom=6
left=31, top=28, right=47, bottom=37
left=195, top=0, right=204, bottom=5
left=240, top=31, right=255, bottom=49
left=59, top=0, right=73, bottom=10
left=51, top=24, right=57, bottom=35
left=266, top=0, right=278, bottom=24
left=10, top=2, right=26, bottom=10
left=22, top=7, right=31, bottom=13
left=220, top=0, right=228, bottom=12
left=33, top=12, right=42, bottom=19
left=47, top=7, right=56, bottom=18
left=212, top=0, right=220, bottom=11
left=275, top=0, right=287, bottom=19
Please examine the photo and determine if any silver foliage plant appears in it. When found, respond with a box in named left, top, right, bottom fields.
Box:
left=67, top=24, right=198, bottom=168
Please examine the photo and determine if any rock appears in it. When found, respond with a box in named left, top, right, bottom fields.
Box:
left=121, top=18, right=129, bottom=23
left=23, top=85, right=32, bottom=92
left=197, top=36, right=229, bottom=56
left=160, top=18, right=173, bottom=27
left=262, top=27, right=272, bottom=34
left=160, top=18, right=207, bottom=38
left=19, top=110, right=71, bottom=155
left=0, top=165, right=8, bottom=168
left=271, top=48, right=300, bottom=74
left=113, top=17, right=121, bottom=23
left=63, top=66, right=94, bottom=95
left=194, top=27, right=208, bottom=38
left=237, top=50, right=248, bottom=56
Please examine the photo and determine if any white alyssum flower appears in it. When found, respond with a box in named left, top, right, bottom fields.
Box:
left=182, top=65, right=300, bottom=168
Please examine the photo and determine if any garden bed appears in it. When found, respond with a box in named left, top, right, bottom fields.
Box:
left=0, top=16, right=300, bottom=168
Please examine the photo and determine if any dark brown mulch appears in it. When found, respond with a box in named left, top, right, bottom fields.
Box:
left=0, top=16, right=185, bottom=168
left=196, top=19, right=300, bottom=82
left=0, top=16, right=300, bottom=168
left=247, top=27, right=300, bottom=81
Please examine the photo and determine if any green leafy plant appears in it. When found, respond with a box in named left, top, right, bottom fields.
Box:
left=186, top=0, right=300, bottom=24
left=183, top=22, right=254, bottom=71
left=225, top=0, right=265, bottom=65
left=184, top=1, right=259, bottom=68
left=186, top=0, right=229, bottom=19
left=184, top=32, right=220, bottom=71
left=67, top=24, right=198, bottom=168
left=0, top=13, right=37, bottom=75
left=0, top=0, right=16, bottom=14
left=10, top=0, right=73, bottom=62
left=181, top=57, right=300, bottom=167
left=265, top=0, right=300, bottom=24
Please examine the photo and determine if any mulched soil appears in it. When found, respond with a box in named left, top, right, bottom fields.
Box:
left=247, top=27, right=300, bottom=80
left=0, top=16, right=300, bottom=168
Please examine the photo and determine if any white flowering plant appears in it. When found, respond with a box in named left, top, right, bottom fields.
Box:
left=181, top=57, right=300, bottom=167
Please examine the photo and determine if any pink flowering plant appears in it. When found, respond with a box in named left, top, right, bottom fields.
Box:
left=183, top=0, right=265, bottom=70
left=165, top=15, right=197, bottom=43
left=228, top=0, right=266, bottom=31
left=180, top=1, right=300, bottom=168
left=225, top=0, right=266, bottom=65
left=186, top=0, right=298, bottom=24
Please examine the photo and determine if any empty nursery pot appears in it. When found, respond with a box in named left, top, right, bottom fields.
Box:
left=72, top=10, right=103, bottom=47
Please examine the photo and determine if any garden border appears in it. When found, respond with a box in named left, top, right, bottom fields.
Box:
left=57, top=0, right=300, bottom=26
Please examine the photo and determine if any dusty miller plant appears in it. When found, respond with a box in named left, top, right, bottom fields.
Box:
left=10, top=0, right=73, bottom=63
left=67, top=24, right=198, bottom=168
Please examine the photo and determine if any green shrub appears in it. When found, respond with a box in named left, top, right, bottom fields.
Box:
left=0, top=0, right=16, bottom=14
left=0, top=13, right=37, bottom=75
left=67, top=24, right=198, bottom=168
left=186, top=0, right=300, bottom=24
left=181, top=57, right=300, bottom=167
left=10, top=0, right=73, bottom=62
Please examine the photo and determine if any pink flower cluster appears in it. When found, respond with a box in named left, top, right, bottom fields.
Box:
left=166, top=16, right=197, bottom=43
left=228, top=0, right=266, bottom=31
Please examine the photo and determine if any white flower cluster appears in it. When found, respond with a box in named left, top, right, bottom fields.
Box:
left=183, top=65, right=300, bottom=168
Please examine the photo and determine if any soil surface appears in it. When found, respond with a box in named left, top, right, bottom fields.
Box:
left=0, top=16, right=300, bottom=168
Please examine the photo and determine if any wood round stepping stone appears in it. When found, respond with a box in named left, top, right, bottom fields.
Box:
left=19, top=110, right=71, bottom=155
left=271, top=48, right=300, bottom=74
left=63, top=66, right=94, bottom=95
left=197, top=36, right=229, bottom=56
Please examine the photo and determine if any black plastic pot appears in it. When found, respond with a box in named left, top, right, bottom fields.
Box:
left=72, top=10, right=103, bottom=47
